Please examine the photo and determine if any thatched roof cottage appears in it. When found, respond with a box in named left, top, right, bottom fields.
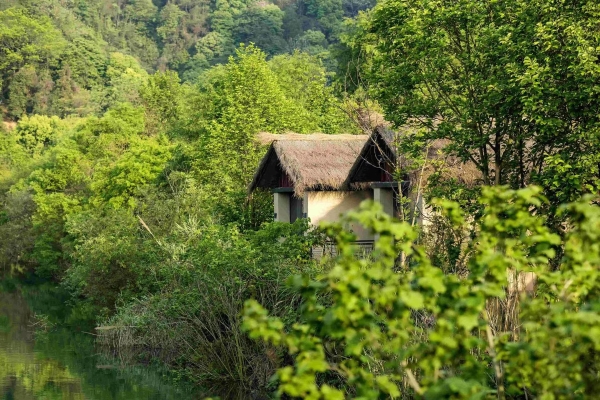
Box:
left=249, top=127, right=481, bottom=244
left=249, top=133, right=374, bottom=241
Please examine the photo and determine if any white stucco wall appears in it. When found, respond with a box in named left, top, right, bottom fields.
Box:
left=306, top=191, right=374, bottom=241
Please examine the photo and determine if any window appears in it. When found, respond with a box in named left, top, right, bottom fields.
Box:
left=290, top=196, right=304, bottom=222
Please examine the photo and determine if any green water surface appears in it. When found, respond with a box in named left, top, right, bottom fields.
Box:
left=0, top=287, right=199, bottom=400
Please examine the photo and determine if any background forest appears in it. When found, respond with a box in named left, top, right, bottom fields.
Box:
left=1, top=0, right=600, bottom=398
left=0, top=0, right=370, bottom=120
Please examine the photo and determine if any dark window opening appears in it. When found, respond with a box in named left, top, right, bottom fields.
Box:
left=290, top=196, right=304, bottom=222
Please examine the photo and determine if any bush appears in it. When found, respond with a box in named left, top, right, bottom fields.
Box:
left=0, top=189, right=36, bottom=274
left=244, top=187, right=600, bottom=399
left=101, top=218, right=327, bottom=391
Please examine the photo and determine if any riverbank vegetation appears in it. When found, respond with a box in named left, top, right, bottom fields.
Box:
left=1, top=0, right=599, bottom=398
left=0, top=285, right=199, bottom=399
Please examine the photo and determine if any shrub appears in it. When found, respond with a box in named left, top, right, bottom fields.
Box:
left=101, top=218, right=327, bottom=391
left=244, top=187, right=600, bottom=399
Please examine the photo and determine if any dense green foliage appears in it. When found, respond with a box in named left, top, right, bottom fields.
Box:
left=0, top=0, right=374, bottom=121
left=0, top=47, right=351, bottom=271
left=2, top=0, right=600, bottom=396
left=244, top=189, right=600, bottom=398
left=350, top=0, right=600, bottom=205
left=0, top=35, right=354, bottom=390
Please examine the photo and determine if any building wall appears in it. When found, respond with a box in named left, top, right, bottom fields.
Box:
left=274, top=192, right=291, bottom=223
left=415, top=193, right=434, bottom=228
left=306, top=191, right=374, bottom=241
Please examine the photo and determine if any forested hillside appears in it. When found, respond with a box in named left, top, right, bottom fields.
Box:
left=1, top=0, right=600, bottom=398
left=0, top=0, right=371, bottom=120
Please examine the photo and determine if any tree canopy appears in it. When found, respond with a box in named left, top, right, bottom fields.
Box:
left=353, top=0, right=600, bottom=205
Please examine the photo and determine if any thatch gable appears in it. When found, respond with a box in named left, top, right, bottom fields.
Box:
left=348, top=126, right=398, bottom=185
left=348, top=126, right=482, bottom=187
left=249, top=133, right=368, bottom=195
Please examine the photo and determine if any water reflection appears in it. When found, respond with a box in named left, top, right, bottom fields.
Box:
left=0, top=289, right=198, bottom=400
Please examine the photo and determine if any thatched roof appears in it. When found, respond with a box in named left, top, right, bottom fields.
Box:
left=249, top=133, right=369, bottom=195
left=349, top=126, right=482, bottom=187
left=347, top=126, right=397, bottom=185
left=250, top=129, right=482, bottom=196
left=418, top=139, right=482, bottom=186
left=423, top=139, right=483, bottom=186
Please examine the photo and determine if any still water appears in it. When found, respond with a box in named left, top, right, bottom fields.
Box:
left=0, top=287, right=199, bottom=400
